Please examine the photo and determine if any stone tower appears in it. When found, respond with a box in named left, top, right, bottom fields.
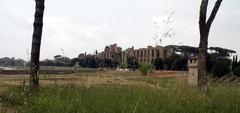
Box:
left=188, top=57, right=198, bottom=86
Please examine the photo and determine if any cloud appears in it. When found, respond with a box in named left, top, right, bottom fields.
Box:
left=151, top=11, right=200, bottom=47
left=1, top=0, right=240, bottom=60
left=40, top=17, right=116, bottom=59
left=0, top=10, right=32, bottom=60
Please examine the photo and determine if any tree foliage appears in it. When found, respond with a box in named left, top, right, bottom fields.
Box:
left=139, top=64, right=151, bottom=76
left=209, top=47, right=236, bottom=58
left=212, top=58, right=231, bottom=77
left=154, top=57, right=163, bottom=70
left=165, top=55, right=188, bottom=71
left=119, top=63, right=128, bottom=69
left=233, top=66, right=240, bottom=77
left=40, top=55, right=70, bottom=67
left=165, top=45, right=198, bottom=57
left=127, top=57, right=138, bottom=69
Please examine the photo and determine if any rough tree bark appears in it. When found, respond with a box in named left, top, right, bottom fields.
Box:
left=30, top=0, right=45, bottom=88
left=198, top=0, right=223, bottom=87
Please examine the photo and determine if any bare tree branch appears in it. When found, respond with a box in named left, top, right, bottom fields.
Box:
left=206, top=0, right=223, bottom=27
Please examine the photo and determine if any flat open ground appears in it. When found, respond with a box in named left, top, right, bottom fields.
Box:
left=1, top=70, right=239, bottom=113
left=0, top=70, right=187, bottom=111
left=0, top=70, right=186, bottom=91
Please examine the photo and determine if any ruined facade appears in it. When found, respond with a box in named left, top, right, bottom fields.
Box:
left=97, top=44, right=174, bottom=64
left=121, top=46, right=174, bottom=64
left=97, top=44, right=122, bottom=63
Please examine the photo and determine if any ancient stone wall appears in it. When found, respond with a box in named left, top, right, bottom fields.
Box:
left=97, top=44, right=122, bottom=63
left=97, top=44, right=175, bottom=65
left=122, top=46, right=174, bottom=64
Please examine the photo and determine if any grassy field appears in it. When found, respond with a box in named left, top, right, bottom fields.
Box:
left=3, top=66, right=100, bottom=72
left=0, top=66, right=99, bottom=75
left=0, top=71, right=240, bottom=113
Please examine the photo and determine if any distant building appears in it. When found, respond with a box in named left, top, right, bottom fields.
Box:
left=97, top=44, right=175, bottom=64
left=121, top=46, right=174, bottom=64
left=0, top=57, right=25, bottom=66
left=97, top=44, right=122, bottom=63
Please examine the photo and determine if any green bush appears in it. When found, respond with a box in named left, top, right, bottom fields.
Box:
left=139, top=64, right=151, bottom=76
left=154, top=57, right=163, bottom=70
left=119, top=63, right=128, bottom=69
left=233, top=66, right=240, bottom=77
left=127, top=57, right=139, bottom=69
left=212, top=58, right=231, bottom=77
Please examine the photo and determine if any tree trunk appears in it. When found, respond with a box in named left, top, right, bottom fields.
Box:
left=198, top=29, right=210, bottom=87
left=198, top=0, right=223, bottom=87
left=30, top=0, right=45, bottom=88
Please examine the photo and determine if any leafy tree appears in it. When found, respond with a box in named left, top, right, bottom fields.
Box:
left=30, top=0, right=45, bottom=88
left=232, top=55, right=239, bottom=71
left=40, top=59, right=55, bottom=66
left=53, top=55, right=70, bottom=66
left=154, top=57, right=163, bottom=70
left=233, top=66, right=240, bottom=77
left=165, top=45, right=198, bottom=57
left=139, top=64, right=151, bottom=76
left=163, top=55, right=188, bottom=71
left=206, top=54, right=215, bottom=73
left=198, top=0, right=223, bottom=86
left=172, top=57, right=188, bottom=71
left=69, top=58, right=80, bottom=67
left=78, top=56, right=97, bottom=68
left=119, top=63, right=128, bottom=69
left=111, top=60, right=119, bottom=68
left=98, top=59, right=112, bottom=68
left=97, top=59, right=105, bottom=68
left=212, top=58, right=231, bottom=77
left=127, top=57, right=138, bottom=70
left=165, top=55, right=179, bottom=70
left=104, top=59, right=112, bottom=68
left=86, top=57, right=97, bottom=68
left=208, top=47, right=236, bottom=57
left=111, top=53, right=121, bottom=68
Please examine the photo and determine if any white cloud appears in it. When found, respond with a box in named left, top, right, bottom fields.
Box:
left=1, top=0, right=240, bottom=60
left=39, top=17, right=116, bottom=59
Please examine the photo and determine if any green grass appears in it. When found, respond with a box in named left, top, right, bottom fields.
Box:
left=1, top=79, right=240, bottom=113
left=128, top=77, right=178, bottom=87
left=7, top=66, right=99, bottom=71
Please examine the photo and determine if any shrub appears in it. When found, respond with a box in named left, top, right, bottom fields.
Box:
left=233, top=66, right=240, bottom=77
left=119, top=63, right=128, bottom=69
left=212, top=58, right=231, bottom=77
left=172, top=57, right=188, bottom=71
left=139, top=64, right=151, bottom=76
left=127, top=57, right=139, bottom=69
left=165, top=55, right=179, bottom=70
left=154, top=57, right=163, bottom=70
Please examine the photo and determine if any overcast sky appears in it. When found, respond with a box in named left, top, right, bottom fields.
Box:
left=0, top=0, right=240, bottom=60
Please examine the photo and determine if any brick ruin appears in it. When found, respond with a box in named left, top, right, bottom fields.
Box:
left=97, top=44, right=122, bottom=63
left=97, top=44, right=175, bottom=64
left=122, top=46, right=174, bottom=64
left=96, top=44, right=200, bottom=86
